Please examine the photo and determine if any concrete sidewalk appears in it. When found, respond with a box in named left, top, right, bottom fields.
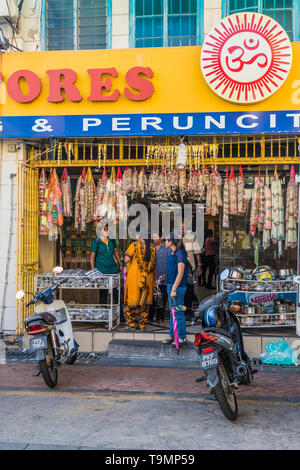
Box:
left=0, top=362, right=299, bottom=402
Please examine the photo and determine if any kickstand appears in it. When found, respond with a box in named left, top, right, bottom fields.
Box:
left=33, top=367, right=41, bottom=377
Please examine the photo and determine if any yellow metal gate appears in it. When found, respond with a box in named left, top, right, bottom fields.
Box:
left=16, top=163, right=39, bottom=335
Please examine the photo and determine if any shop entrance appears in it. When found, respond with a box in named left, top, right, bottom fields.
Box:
left=16, top=134, right=300, bottom=333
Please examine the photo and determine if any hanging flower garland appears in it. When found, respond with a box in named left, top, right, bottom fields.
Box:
left=271, top=166, right=285, bottom=256
left=74, top=168, right=87, bottom=232
left=38, top=169, right=49, bottom=235
left=61, top=168, right=73, bottom=217
left=263, top=168, right=272, bottom=250
left=285, top=165, right=298, bottom=249
left=93, top=168, right=107, bottom=222
left=229, top=166, right=237, bottom=215
left=222, top=166, right=230, bottom=228
left=85, top=167, right=96, bottom=224
left=47, top=169, right=63, bottom=241
left=237, top=165, right=246, bottom=216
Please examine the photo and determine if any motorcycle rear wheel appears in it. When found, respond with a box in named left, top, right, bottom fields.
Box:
left=212, top=359, right=238, bottom=421
left=66, top=350, right=78, bottom=365
left=39, top=338, right=57, bottom=388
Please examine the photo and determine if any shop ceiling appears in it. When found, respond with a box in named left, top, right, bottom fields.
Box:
left=25, top=134, right=300, bottom=168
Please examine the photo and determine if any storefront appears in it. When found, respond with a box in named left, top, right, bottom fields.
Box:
left=1, top=12, right=299, bottom=335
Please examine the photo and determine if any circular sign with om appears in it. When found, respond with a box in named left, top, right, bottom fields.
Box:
left=201, top=13, right=293, bottom=104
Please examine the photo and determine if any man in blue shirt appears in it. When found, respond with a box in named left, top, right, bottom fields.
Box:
left=149, top=231, right=172, bottom=325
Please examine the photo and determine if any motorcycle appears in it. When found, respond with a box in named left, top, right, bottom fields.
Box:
left=192, top=271, right=257, bottom=421
left=16, top=267, right=79, bottom=389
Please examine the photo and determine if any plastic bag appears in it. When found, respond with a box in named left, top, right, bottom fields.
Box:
left=260, top=339, right=298, bottom=365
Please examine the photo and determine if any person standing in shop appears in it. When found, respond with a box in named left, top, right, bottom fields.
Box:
left=149, top=231, right=172, bottom=325
left=90, top=219, right=122, bottom=305
left=203, top=229, right=217, bottom=290
left=163, top=233, right=188, bottom=347
left=181, top=221, right=202, bottom=317
left=123, top=233, right=156, bottom=330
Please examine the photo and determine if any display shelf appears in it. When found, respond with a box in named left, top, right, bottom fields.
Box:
left=34, top=273, right=121, bottom=330
left=35, top=273, right=120, bottom=290
left=220, top=276, right=297, bottom=329
left=236, top=313, right=296, bottom=328
left=68, top=304, right=120, bottom=329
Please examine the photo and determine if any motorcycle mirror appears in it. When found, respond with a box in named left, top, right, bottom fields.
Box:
left=220, top=269, right=230, bottom=281
left=16, top=290, right=25, bottom=300
left=53, top=266, right=64, bottom=274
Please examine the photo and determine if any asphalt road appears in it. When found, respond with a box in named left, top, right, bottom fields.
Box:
left=0, top=363, right=299, bottom=450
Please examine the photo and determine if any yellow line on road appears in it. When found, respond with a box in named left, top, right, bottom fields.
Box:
left=0, top=389, right=299, bottom=407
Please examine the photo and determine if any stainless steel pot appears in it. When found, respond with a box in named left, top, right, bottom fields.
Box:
left=228, top=301, right=244, bottom=314
left=243, top=304, right=263, bottom=314
left=228, top=269, right=247, bottom=280
left=275, top=304, right=289, bottom=313
left=278, top=269, right=294, bottom=278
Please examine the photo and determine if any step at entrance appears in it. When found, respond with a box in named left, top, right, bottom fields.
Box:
left=107, top=339, right=199, bottom=361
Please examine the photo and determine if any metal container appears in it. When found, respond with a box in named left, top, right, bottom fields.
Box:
left=252, top=265, right=275, bottom=281
left=278, top=269, right=294, bottom=278
left=243, top=304, right=263, bottom=314
left=274, top=304, right=289, bottom=313
left=228, top=301, right=244, bottom=314
left=228, top=269, right=246, bottom=280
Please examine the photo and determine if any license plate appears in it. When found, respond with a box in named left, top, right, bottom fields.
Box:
left=200, top=350, right=219, bottom=370
left=30, top=336, right=48, bottom=352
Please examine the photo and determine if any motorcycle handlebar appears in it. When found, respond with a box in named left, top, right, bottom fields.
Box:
left=25, top=277, right=68, bottom=307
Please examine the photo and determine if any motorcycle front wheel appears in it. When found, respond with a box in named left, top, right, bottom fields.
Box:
left=39, top=338, right=57, bottom=388
left=212, top=359, right=238, bottom=421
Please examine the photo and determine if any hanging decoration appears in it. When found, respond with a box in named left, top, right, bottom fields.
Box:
left=61, top=168, right=73, bottom=217
left=138, top=167, right=147, bottom=198
left=206, top=167, right=222, bottom=216
left=116, top=167, right=128, bottom=221
left=85, top=167, right=96, bottom=223
left=107, top=167, right=117, bottom=221
left=237, top=165, right=246, bottom=216
left=131, top=167, right=138, bottom=198
left=229, top=166, right=237, bottom=215
left=38, top=169, right=49, bottom=235
left=285, top=165, right=298, bottom=249
left=176, top=139, right=187, bottom=170
left=123, top=167, right=133, bottom=195
left=47, top=168, right=64, bottom=241
left=74, top=168, right=87, bottom=232
left=263, top=169, right=272, bottom=250
left=271, top=166, right=285, bottom=256
left=222, top=166, right=230, bottom=228
left=93, top=168, right=107, bottom=222
left=257, top=166, right=265, bottom=231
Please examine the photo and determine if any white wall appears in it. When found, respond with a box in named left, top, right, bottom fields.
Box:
left=112, top=0, right=129, bottom=49
left=203, top=0, right=222, bottom=41
left=0, top=141, right=24, bottom=333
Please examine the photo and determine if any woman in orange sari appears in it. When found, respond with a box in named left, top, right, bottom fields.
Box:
left=123, top=236, right=156, bottom=330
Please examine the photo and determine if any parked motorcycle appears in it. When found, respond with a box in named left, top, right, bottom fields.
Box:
left=16, top=267, right=79, bottom=388
left=192, top=272, right=257, bottom=421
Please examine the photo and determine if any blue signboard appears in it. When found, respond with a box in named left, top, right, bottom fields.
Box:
left=1, top=111, right=300, bottom=138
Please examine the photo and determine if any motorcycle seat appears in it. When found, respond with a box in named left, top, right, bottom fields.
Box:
left=203, top=327, right=232, bottom=338
left=25, top=313, right=56, bottom=325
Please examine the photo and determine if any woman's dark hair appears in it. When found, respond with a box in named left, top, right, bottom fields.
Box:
left=144, top=238, right=151, bottom=262
left=167, top=233, right=186, bottom=253
left=136, top=228, right=152, bottom=262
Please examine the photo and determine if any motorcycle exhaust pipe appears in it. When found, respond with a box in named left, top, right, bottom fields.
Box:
left=236, top=364, right=248, bottom=378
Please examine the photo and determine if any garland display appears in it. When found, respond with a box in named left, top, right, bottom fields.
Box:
left=37, top=162, right=298, bottom=259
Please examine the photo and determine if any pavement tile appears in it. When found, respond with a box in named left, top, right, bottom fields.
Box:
left=0, top=363, right=299, bottom=400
